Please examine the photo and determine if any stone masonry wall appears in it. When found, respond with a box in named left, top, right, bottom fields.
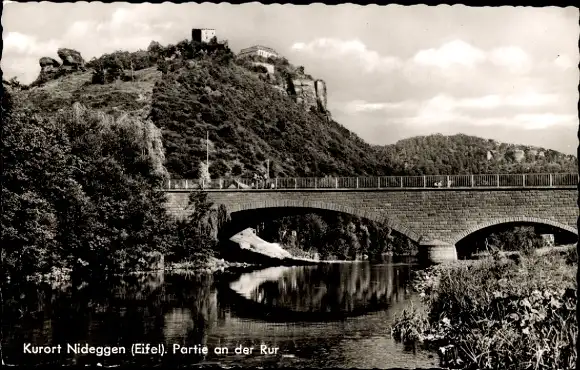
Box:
left=164, top=188, right=578, bottom=245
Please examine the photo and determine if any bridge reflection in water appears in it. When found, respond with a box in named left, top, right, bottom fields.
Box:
left=3, top=260, right=437, bottom=368
left=228, top=262, right=408, bottom=320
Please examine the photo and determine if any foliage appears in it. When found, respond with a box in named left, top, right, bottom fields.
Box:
left=86, top=49, right=157, bottom=78
left=391, top=306, right=430, bottom=344
left=151, top=58, right=394, bottom=179
left=2, top=88, right=219, bottom=281
left=392, top=254, right=577, bottom=369
left=377, top=134, right=577, bottom=175
left=486, top=226, right=543, bottom=256
left=463, top=225, right=561, bottom=258
left=257, top=212, right=415, bottom=261
left=565, top=246, right=577, bottom=265
left=198, top=161, right=211, bottom=184
left=3, top=77, right=23, bottom=89
left=168, top=191, right=229, bottom=264
left=2, top=89, right=71, bottom=278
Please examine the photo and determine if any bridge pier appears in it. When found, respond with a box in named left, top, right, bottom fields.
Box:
left=419, top=239, right=458, bottom=264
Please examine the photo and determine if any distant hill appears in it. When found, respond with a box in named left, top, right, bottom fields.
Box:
left=378, top=134, right=577, bottom=175
left=9, top=37, right=577, bottom=180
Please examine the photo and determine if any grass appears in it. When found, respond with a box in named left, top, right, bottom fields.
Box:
left=20, top=68, right=161, bottom=115
left=392, top=249, right=577, bottom=369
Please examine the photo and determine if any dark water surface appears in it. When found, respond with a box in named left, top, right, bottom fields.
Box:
left=2, top=260, right=438, bottom=368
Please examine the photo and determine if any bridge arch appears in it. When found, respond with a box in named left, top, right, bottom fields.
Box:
left=450, top=216, right=578, bottom=245
left=223, top=200, right=421, bottom=243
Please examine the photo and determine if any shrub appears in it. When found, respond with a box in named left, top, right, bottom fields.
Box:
left=392, top=254, right=577, bottom=369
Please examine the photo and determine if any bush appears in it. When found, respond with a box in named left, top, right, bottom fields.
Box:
left=487, top=226, right=543, bottom=255
left=392, top=254, right=577, bottom=369
left=565, top=245, right=578, bottom=265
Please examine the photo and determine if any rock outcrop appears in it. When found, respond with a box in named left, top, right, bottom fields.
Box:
left=57, top=48, right=86, bottom=71
left=33, top=49, right=87, bottom=86
left=36, top=57, right=62, bottom=82
left=314, top=79, right=327, bottom=113
left=286, top=77, right=329, bottom=115
left=239, top=52, right=330, bottom=117
left=39, top=57, right=61, bottom=73
left=506, top=149, right=525, bottom=163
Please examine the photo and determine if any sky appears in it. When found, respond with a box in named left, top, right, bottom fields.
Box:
left=2, top=3, right=579, bottom=154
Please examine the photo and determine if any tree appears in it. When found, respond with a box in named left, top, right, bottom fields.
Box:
left=148, top=40, right=163, bottom=55
left=4, top=77, right=23, bottom=89
left=91, top=67, right=106, bottom=84
left=199, top=161, right=211, bottom=187
left=211, top=159, right=229, bottom=179
left=170, top=191, right=228, bottom=263
left=158, top=59, right=169, bottom=75
left=2, top=89, right=76, bottom=278
left=231, top=164, right=243, bottom=176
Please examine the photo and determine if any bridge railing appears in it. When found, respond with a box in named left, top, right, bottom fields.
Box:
left=164, top=173, right=579, bottom=190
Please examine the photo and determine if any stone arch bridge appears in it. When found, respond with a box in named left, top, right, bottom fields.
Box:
left=163, top=174, right=578, bottom=263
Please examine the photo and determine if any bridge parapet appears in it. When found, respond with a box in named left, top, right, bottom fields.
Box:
left=165, top=173, right=579, bottom=191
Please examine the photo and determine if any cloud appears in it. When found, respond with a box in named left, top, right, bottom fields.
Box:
left=339, top=92, right=574, bottom=131
left=411, top=41, right=535, bottom=76
left=554, top=53, right=577, bottom=70
left=513, top=113, right=577, bottom=130
left=400, top=109, right=575, bottom=130
left=343, top=92, right=560, bottom=114
left=1, top=32, right=62, bottom=82
left=344, top=100, right=415, bottom=114
left=291, top=38, right=401, bottom=73
left=452, top=92, right=559, bottom=109
left=488, top=46, right=532, bottom=73
left=412, top=40, right=486, bottom=68
left=294, top=38, right=541, bottom=87
left=3, top=31, right=60, bottom=56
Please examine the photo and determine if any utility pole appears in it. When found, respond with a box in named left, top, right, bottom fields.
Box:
left=266, top=159, right=270, bottom=179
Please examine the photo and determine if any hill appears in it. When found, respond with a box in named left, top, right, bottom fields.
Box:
left=379, top=134, right=577, bottom=175
left=151, top=58, right=394, bottom=179
left=14, top=66, right=160, bottom=119
left=11, top=37, right=577, bottom=180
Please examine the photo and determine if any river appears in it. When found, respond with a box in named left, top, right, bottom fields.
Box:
left=2, top=259, right=438, bottom=368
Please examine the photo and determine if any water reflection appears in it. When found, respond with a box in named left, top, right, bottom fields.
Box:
left=228, top=262, right=411, bottom=320
left=2, top=261, right=437, bottom=368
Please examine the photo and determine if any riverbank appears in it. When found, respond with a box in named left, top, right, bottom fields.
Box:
left=166, top=257, right=255, bottom=274
left=15, top=257, right=255, bottom=289
left=392, top=245, right=577, bottom=369
left=16, top=252, right=361, bottom=290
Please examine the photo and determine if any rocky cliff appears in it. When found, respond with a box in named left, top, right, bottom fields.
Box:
left=236, top=53, right=330, bottom=117
left=290, top=78, right=328, bottom=114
